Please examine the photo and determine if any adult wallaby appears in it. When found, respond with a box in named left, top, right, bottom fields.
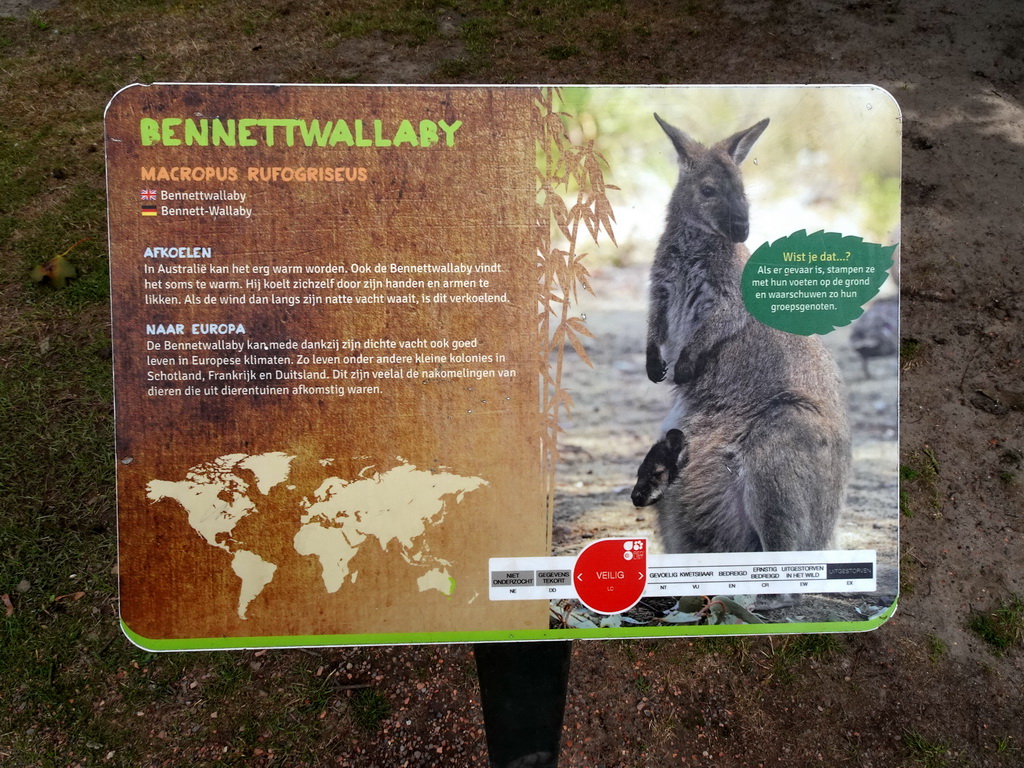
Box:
left=644, top=114, right=850, bottom=555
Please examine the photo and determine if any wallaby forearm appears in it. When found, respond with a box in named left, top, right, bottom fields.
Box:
left=645, top=284, right=670, bottom=383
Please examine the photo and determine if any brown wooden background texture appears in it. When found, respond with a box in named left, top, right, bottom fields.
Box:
left=107, top=85, right=547, bottom=641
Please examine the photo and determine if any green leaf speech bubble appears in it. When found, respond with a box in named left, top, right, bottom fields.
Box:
left=741, top=230, right=897, bottom=335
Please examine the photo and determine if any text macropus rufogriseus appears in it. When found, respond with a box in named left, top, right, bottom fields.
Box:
left=643, top=114, right=851, bottom=555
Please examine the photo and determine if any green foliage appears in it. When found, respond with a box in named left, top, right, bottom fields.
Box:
left=28, top=11, right=50, bottom=31
left=765, top=634, right=840, bottom=683
left=900, top=447, right=941, bottom=516
left=899, top=465, right=919, bottom=516
left=900, top=337, right=922, bottom=365
left=0, top=42, right=114, bottom=747
left=434, top=16, right=500, bottom=78
left=775, top=633, right=840, bottom=664
left=900, top=464, right=920, bottom=482
left=634, top=673, right=652, bottom=695
left=239, top=7, right=274, bottom=37
left=899, top=489, right=913, bottom=517
left=205, top=653, right=255, bottom=696
left=0, top=133, right=50, bottom=243
left=903, top=729, right=954, bottom=767
left=543, top=43, right=581, bottom=60
left=328, top=1, right=447, bottom=45
left=350, top=687, right=392, bottom=730
left=435, top=56, right=476, bottom=78
left=968, top=595, right=1024, bottom=655
left=460, top=15, right=500, bottom=57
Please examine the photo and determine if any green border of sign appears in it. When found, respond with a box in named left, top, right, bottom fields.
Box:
left=122, top=596, right=898, bottom=651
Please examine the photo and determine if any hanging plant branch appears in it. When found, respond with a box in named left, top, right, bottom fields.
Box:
left=534, top=88, right=617, bottom=536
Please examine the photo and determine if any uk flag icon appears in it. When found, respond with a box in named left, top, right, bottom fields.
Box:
left=140, top=189, right=157, bottom=200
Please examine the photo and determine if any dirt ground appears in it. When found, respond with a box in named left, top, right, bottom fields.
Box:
left=5, top=0, right=1024, bottom=766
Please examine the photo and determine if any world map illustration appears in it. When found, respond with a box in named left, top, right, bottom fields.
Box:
left=146, top=452, right=488, bottom=620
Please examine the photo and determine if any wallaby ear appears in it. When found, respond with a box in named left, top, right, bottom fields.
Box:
left=719, top=118, right=770, bottom=165
left=654, top=113, right=701, bottom=167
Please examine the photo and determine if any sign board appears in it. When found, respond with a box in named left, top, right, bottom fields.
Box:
left=106, top=84, right=901, bottom=650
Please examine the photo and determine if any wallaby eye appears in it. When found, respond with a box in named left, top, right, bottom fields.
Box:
left=700, top=184, right=717, bottom=198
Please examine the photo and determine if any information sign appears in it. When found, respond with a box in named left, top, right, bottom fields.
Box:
left=106, top=84, right=901, bottom=649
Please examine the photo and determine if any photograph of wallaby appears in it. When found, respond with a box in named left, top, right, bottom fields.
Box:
left=546, top=87, right=900, bottom=628
left=635, top=115, right=851, bottom=556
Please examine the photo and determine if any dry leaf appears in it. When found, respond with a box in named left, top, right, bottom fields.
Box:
left=30, top=254, right=78, bottom=288
left=2, top=594, right=13, bottom=617
left=29, top=238, right=90, bottom=288
left=536, top=87, right=616, bottom=515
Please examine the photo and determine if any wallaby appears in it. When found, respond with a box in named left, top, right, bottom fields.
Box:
left=631, top=429, right=687, bottom=508
left=644, top=114, right=851, bottom=556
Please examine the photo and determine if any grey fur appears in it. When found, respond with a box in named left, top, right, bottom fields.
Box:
left=645, top=115, right=851, bottom=555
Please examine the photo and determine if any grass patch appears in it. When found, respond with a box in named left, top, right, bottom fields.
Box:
left=900, top=446, right=941, bottom=516
left=900, top=337, right=922, bottom=367
left=900, top=464, right=921, bottom=481
left=327, top=2, right=447, bottom=45
left=350, top=687, right=392, bottom=730
left=542, top=43, right=581, bottom=60
left=634, top=673, right=652, bottom=695
left=998, top=448, right=1022, bottom=486
left=968, top=594, right=1024, bottom=655
left=899, top=488, right=913, bottom=517
left=995, top=735, right=1015, bottom=754
left=435, top=56, right=477, bottom=78
left=760, top=634, right=841, bottom=683
left=772, top=634, right=840, bottom=665
left=0, top=14, right=120, bottom=754
left=899, top=464, right=918, bottom=516
left=903, top=729, right=953, bottom=767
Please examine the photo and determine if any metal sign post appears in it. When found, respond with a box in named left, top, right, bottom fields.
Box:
left=475, top=642, right=572, bottom=768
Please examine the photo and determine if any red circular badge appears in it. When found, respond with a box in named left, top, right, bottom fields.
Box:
left=572, top=538, right=648, bottom=615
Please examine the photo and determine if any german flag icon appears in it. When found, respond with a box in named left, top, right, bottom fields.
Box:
left=141, top=204, right=158, bottom=217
